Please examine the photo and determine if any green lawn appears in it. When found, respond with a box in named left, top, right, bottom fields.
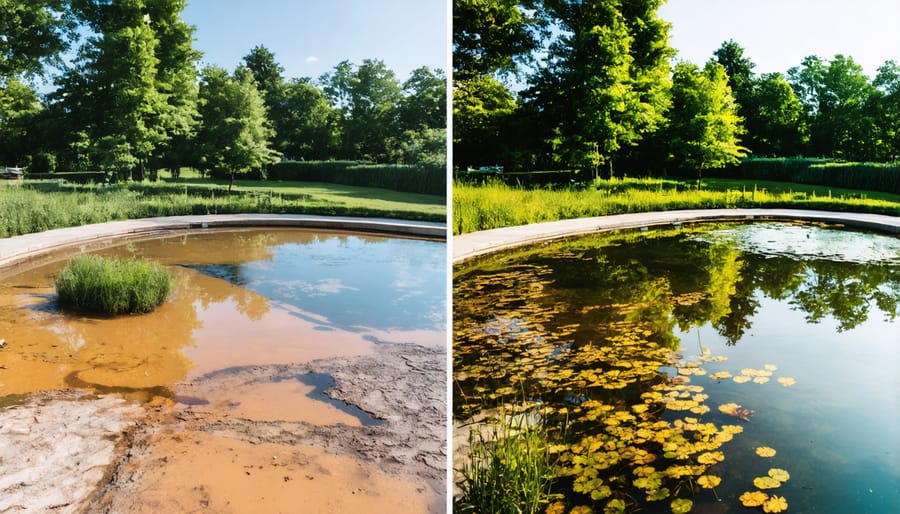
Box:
left=0, top=178, right=446, bottom=238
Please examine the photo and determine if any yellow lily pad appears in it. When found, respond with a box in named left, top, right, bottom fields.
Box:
left=764, top=364, right=778, bottom=371
left=763, top=495, right=788, bottom=513
left=733, top=375, right=751, bottom=383
left=717, top=402, right=740, bottom=414
left=753, top=476, right=782, bottom=489
left=670, top=498, right=693, bottom=514
left=768, top=468, right=790, bottom=482
left=755, top=446, right=777, bottom=457
left=709, top=371, right=732, bottom=380
left=777, top=377, right=796, bottom=387
left=696, top=451, right=725, bottom=465
left=696, top=475, right=721, bottom=489
left=739, top=490, right=768, bottom=507
left=753, top=376, right=770, bottom=384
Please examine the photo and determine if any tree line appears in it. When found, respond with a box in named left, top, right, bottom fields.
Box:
left=0, top=0, right=446, bottom=184
left=453, top=0, right=899, bottom=177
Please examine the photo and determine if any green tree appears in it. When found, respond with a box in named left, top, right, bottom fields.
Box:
left=525, top=0, right=673, bottom=177
left=743, top=73, right=807, bottom=156
left=242, top=44, right=284, bottom=110
left=665, top=62, right=747, bottom=177
left=195, top=65, right=280, bottom=190
left=0, top=77, right=42, bottom=166
left=0, top=0, right=73, bottom=79
left=712, top=39, right=754, bottom=104
left=320, top=59, right=403, bottom=161
left=872, top=60, right=900, bottom=161
left=273, top=79, right=341, bottom=160
left=398, top=66, right=446, bottom=132
left=453, top=74, right=517, bottom=169
left=452, top=0, right=544, bottom=78
left=788, top=54, right=877, bottom=159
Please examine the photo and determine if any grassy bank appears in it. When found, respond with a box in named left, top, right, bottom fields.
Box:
left=453, top=177, right=899, bottom=234
left=0, top=179, right=446, bottom=238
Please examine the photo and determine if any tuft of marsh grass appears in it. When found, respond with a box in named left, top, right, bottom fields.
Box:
left=455, top=409, right=556, bottom=514
left=55, top=255, right=171, bottom=315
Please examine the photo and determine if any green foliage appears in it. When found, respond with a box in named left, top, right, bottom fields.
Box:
left=273, top=79, right=342, bottom=161
left=269, top=161, right=446, bottom=196
left=0, top=0, right=73, bottom=78
left=0, top=78, right=42, bottom=166
left=728, top=158, right=900, bottom=194
left=453, top=178, right=899, bottom=234
left=456, top=408, right=556, bottom=514
left=666, top=62, right=748, bottom=177
left=55, top=254, right=171, bottom=315
left=452, top=0, right=544, bottom=78
left=26, top=171, right=107, bottom=183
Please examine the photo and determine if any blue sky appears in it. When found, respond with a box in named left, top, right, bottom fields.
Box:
left=181, top=0, right=448, bottom=82
left=659, top=0, right=900, bottom=78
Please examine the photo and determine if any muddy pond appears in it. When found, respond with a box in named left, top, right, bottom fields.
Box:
left=453, top=222, right=898, bottom=513
left=0, top=228, right=446, bottom=513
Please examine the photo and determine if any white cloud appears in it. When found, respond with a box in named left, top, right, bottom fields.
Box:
left=305, top=56, right=319, bottom=63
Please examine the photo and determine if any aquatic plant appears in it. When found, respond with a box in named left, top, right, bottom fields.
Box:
left=455, top=406, right=557, bottom=514
left=55, top=255, right=171, bottom=315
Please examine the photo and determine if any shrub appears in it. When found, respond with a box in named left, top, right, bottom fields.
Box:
left=29, top=152, right=57, bottom=173
left=269, top=160, right=446, bottom=196
left=55, top=255, right=171, bottom=315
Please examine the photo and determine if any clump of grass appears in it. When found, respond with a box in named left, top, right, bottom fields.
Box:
left=456, top=409, right=556, bottom=514
left=55, top=255, right=171, bottom=315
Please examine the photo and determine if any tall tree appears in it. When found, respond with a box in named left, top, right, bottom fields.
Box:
left=525, top=0, right=673, bottom=177
left=872, top=60, right=900, bottom=161
left=788, top=54, right=877, bottom=159
left=452, top=0, right=544, bottom=78
left=453, top=75, right=517, bottom=169
left=273, top=79, right=341, bottom=160
left=0, top=0, right=73, bottom=79
left=742, top=73, right=807, bottom=156
left=398, top=66, right=446, bottom=132
left=665, top=62, right=747, bottom=177
left=242, top=44, right=284, bottom=109
left=195, top=65, right=279, bottom=190
left=712, top=39, right=755, bottom=104
left=0, top=78, right=42, bottom=165
left=319, top=59, right=402, bottom=161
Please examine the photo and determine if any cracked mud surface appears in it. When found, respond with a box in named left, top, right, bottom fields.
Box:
left=0, top=343, right=446, bottom=514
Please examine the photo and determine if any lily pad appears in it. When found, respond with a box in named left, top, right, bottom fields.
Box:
left=763, top=495, right=788, bottom=513
left=753, top=476, right=782, bottom=489
left=739, top=490, right=768, bottom=507
left=768, top=468, right=790, bottom=482
left=755, top=446, right=777, bottom=457
left=733, top=375, right=751, bottom=383
left=670, top=498, right=693, bottom=514
left=777, top=377, right=796, bottom=387
left=696, top=475, right=721, bottom=489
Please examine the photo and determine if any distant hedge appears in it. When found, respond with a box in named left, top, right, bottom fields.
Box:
left=269, top=161, right=445, bottom=196
left=27, top=171, right=109, bottom=184
left=720, top=158, right=900, bottom=195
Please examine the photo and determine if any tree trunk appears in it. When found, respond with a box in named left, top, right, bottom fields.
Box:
left=228, top=170, right=235, bottom=192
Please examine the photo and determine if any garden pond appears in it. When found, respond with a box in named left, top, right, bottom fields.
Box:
left=453, top=222, right=898, bottom=513
left=0, top=228, right=447, bottom=513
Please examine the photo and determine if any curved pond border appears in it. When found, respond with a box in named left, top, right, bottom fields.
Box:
left=0, top=214, right=446, bottom=272
left=453, top=208, right=898, bottom=263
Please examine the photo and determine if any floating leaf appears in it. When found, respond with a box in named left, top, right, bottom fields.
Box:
left=604, top=499, right=626, bottom=514
left=753, top=476, right=782, bottom=489
left=696, top=475, right=721, bottom=489
left=753, top=376, right=770, bottom=384
left=764, top=364, right=778, bottom=371
left=546, top=501, right=566, bottom=514
left=755, top=446, right=777, bottom=458
left=696, top=451, right=725, bottom=465
left=709, top=371, right=732, bottom=380
left=768, top=468, right=790, bottom=482
left=670, top=498, right=693, bottom=514
left=733, top=375, right=751, bottom=383
left=739, top=490, right=769, bottom=507
left=570, top=506, right=593, bottom=514
left=718, top=403, right=740, bottom=414
left=646, top=487, right=670, bottom=501
left=777, top=377, right=796, bottom=387
left=763, top=495, right=788, bottom=513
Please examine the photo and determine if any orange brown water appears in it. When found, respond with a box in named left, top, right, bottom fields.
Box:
left=0, top=228, right=446, bottom=512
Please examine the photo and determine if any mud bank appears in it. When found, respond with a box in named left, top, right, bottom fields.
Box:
left=0, top=343, right=446, bottom=513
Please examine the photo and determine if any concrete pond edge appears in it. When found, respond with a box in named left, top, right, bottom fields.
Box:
left=0, top=214, right=447, bottom=275
left=453, top=208, right=899, bottom=263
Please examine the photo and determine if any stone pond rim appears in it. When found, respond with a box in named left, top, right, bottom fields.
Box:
left=0, top=214, right=447, bottom=275
left=453, top=208, right=899, bottom=263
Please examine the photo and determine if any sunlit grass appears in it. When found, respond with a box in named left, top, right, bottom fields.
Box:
left=55, top=255, right=171, bottom=315
left=453, top=177, right=900, bottom=234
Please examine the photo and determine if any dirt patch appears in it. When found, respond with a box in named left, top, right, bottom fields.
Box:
left=0, top=392, right=144, bottom=514
left=88, top=342, right=446, bottom=513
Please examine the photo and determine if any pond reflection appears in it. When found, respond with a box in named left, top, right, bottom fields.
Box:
left=0, top=229, right=445, bottom=400
left=454, top=222, right=898, bottom=514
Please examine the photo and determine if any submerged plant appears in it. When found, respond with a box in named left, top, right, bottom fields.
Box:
left=56, top=255, right=171, bottom=315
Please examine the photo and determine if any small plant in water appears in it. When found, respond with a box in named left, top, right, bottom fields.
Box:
left=56, top=255, right=171, bottom=315
left=456, top=405, right=557, bottom=514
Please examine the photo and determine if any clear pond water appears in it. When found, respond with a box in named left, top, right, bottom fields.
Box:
left=0, top=228, right=446, bottom=412
left=454, top=222, right=898, bottom=513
